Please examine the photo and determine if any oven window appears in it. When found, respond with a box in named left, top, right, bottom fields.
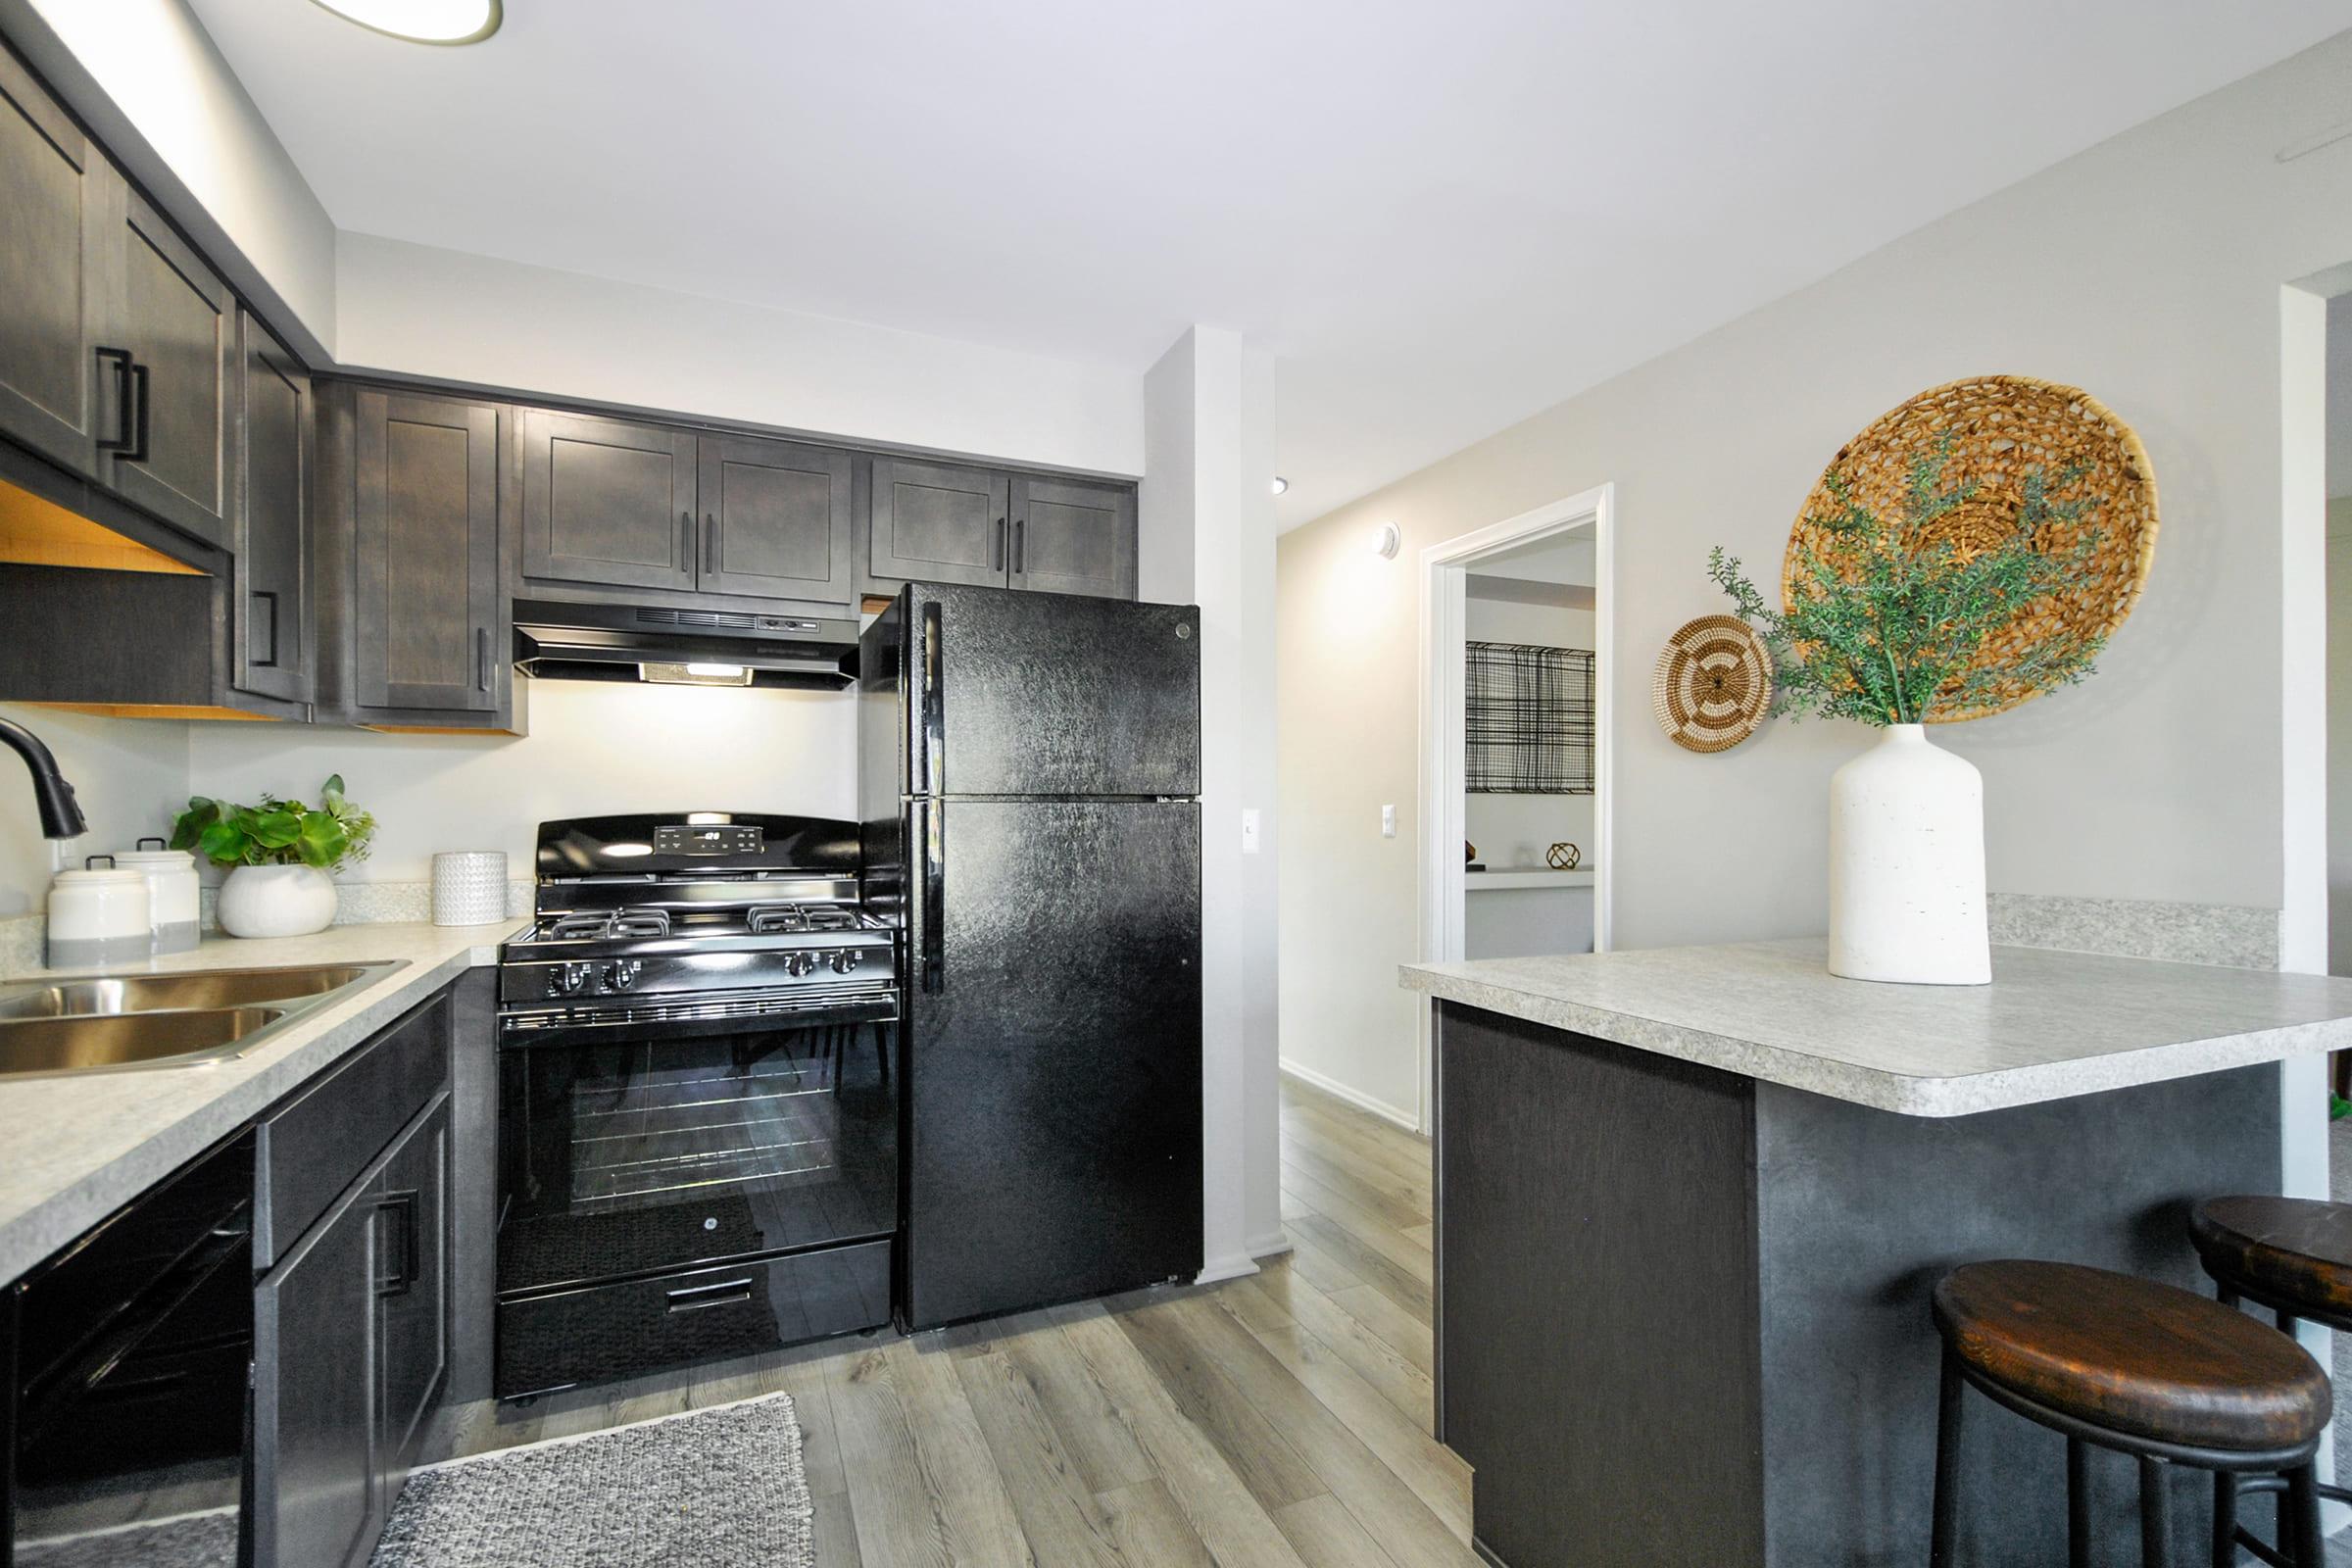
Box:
left=498, top=1021, right=896, bottom=1295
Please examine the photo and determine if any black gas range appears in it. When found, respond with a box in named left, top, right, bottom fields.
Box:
left=492, top=812, right=899, bottom=1398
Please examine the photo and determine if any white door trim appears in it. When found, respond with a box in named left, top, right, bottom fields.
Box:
left=1414, top=482, right=1615, bottom=1132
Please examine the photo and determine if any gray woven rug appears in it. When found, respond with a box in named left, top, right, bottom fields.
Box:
left=370, top=1392, right=814, bottom=1568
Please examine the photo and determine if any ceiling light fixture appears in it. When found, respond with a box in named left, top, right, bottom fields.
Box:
left=307, top=0, right=503, bottom=44
left=1270, top=476, right=1290, bottom=496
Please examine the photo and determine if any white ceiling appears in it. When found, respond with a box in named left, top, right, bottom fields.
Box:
left=191, top=1, right=2351, bottom=527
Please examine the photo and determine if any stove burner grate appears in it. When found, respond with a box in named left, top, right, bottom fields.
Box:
left=546, top=907, right=673, bottom=941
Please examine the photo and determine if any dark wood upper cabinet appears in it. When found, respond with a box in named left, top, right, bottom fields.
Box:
left=234, top=312, right=310, bottom=704
left=697, top=432, right=853, bottom=603
left=1010, top=475, right=1137, bottom=600
left=869, top=457, right=1011, bottom=590
left=0, top=47, right=121, bottom=482
left=352, top=389, right=502, bottom=713
left=520, top=407, right=696, bottom=593
left=104, top=187, right=234, bottom=548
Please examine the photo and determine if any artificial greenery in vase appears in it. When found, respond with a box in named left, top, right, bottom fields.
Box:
left=1706, top=438, right=2104, bottom=724
left=170, top=774, right=378, bottom=871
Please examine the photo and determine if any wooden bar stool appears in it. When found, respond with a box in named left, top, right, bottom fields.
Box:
left=2191, top=1196, right=2352, bottom=1561
left=1931, top=1259, right=2330, bottom=1567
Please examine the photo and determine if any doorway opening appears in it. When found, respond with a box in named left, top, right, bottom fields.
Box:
left=1414, top=484, right=1613, bottom=1130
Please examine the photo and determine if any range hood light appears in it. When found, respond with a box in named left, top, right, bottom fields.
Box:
left=308, top=0, right=504, bottom=44
left=638, top=662, right=756, bottom=687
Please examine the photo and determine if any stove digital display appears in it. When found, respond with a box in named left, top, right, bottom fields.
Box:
left=654, top=823, right=763, bottom=855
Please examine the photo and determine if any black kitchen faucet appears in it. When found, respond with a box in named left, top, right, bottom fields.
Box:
left=0, top=716, right=87, bottom=840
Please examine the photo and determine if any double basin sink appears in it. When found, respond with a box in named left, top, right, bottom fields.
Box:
left=0, top=963, right=399, bottom=1078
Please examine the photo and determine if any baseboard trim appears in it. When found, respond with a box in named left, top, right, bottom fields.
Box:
left=1196, top=1250, right=1261, bottom=1287
left=1247, top=1228, right=1294, bottom=1260
left=1280, top=1058, right=1421, bottom=1132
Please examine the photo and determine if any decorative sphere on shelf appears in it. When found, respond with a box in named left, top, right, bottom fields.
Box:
left=1546, top=843, right=1581, bottom=870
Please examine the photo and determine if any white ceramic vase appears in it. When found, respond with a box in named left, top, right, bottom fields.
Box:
left=217, top=863, right=338, bottom=939
left=1826, top=724, right=1989, bottom=986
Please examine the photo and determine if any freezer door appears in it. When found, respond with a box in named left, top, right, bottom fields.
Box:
left=904, top=799, right=1202, bottom=1329
left=910, top=583, right=1200, bottom=798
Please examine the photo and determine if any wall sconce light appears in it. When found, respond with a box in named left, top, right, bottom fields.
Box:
left=1370, top=521, right=1401, bottom=560
left=1270, top=476, right=1290, bottom=495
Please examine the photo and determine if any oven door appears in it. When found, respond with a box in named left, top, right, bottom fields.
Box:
left=495, top=993, right=898, bottom=1303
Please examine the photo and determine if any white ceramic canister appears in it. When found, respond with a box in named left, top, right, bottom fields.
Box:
left=432, top=851, right=509, bottom=926
left=116, top=837, right=202, bottom=954
left=47, top=855, right=154, bottom=968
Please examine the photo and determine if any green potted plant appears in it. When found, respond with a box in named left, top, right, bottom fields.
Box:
left=1707, top=439, right=2104, bottom=984
left=171, top=775, right=377, bottom=939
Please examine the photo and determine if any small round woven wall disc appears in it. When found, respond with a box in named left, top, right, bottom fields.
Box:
left=1654, top=615, right=1773, bottom=754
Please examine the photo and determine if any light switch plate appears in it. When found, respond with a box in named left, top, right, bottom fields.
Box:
left=1242, top=808, right=1261, bottom=856
left=1381, top=804, right=1396, bottom=838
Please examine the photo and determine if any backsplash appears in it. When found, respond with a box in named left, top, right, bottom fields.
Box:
left=0, top=877, right=532, bottom=980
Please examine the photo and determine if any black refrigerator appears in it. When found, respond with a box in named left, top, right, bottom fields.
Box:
left=860, top=582, right=1204, bottom=1331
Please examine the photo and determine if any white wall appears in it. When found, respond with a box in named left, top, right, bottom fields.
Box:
left=0, top=704, right=189, bottom=916
left=184, top=680, right=855, bottom=884
left=2328, top=496, right=2352, bottom=975
left=1278, top=29, right=2352, bottom=1118
left=13, top=0, right=338, bottom=355
left=337, top=234, right=1144, bottom=479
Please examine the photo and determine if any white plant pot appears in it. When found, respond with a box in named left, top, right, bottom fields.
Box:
left=217, top=863, right=338, bottom=939
left=1827, top=724, right=1989, bottom=986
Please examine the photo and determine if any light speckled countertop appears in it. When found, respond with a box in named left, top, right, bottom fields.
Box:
left=1401, top=937, right=2352, bottom=1117
left=0, top=919, right=522, bottom=1285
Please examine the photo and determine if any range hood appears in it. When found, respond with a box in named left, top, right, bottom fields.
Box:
left=512, top=600, right=858, bottom=689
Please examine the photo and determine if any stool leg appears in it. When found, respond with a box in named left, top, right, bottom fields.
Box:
left=2139, top=1456, right=2172, bottom=1568
left=2212, top=1469, right=2237, bottom=1568
left=2288, top=1463, right=2324, bottom=1568
left=1932, top=1350, right=1963, bottom=1567
left=2068, top=1439, right=2092, bottom=1568
left=2277, top=1308, right=2299, bottom=1338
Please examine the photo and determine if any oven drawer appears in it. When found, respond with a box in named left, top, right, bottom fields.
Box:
left=495, top=1240, right=891, bottom=1397
left=257, top=992, right=450, bottom=1265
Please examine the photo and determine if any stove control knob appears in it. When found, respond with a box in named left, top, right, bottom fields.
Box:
left=787, top=952, right=816, bottom=977
left=601, top=960, right=641, bottom=992
left=829, top=950, right=859, bottom=974
left=549, top=961, right=593, bottom=997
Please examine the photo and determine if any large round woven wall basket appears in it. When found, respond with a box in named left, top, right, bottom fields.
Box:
left=1782, top=375, right=2158, bottom=723
left=1653, top=614, right=1774, bottom=753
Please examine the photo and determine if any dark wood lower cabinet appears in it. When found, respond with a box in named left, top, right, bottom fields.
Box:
left=253, top=1169, right=380, bottom=1568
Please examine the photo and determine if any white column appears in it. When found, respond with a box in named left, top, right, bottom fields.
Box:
left=1142, top=326, right=1284, bottom=1281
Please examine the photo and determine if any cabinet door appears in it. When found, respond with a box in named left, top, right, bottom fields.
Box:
left=697, top=432, right=854, bottom=604
left=375, top=1098, right=449, bottom=1486
left=869, top=457, right=1008, bottom=589
left=1009, top=475, right=1136, bottom=599
left=234, top=312, right=310, bottom=704
left=0, top=47, right=119, bottom=478
left=519, top=406, right=696, bottom=593
left=254, top=1181, right=379, bottom=1568
left=105, top=187, right=234, bottom=546
left=353, top=390, right=500, bottom=711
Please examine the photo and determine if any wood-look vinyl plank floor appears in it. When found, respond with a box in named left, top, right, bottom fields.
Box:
left=425, top=1075, right=1471, bottom=1566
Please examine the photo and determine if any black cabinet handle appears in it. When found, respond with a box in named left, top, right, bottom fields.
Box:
left=475, top=626, right=491, bottom=692
left=704, top=513, right=717, bottom=576
left=375, top=1189, right=419, bottom=1298
left=665, top=1276, right=753, bottom=1313
left=252, top=589, right=279, bottom=667
left=677, top=511, right=690, bottom=572
left=123, top=363, right=150, bottom=464
left=992, top=516, right=1005, bottom=571
left=94, top=347, right=133, bottom=453
left=1013, top=518, right=1025, bottom=574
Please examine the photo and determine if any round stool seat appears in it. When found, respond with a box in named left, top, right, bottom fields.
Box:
left=2190, top=1196, right=2352, bottom=1321
left=1933, top=1260, right=2330, bottom=1454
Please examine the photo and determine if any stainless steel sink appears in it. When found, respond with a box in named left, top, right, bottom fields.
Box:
left=0, top=1007, right=289, bottom=1075
left=0, top=964, right=384, bottom=1020
left=0, top=961, right=403, bottom=1078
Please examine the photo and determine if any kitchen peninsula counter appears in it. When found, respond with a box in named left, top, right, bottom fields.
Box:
left=1401, top=938, right=2352, bottom=1568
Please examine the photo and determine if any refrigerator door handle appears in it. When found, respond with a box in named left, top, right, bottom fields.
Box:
left=919, top=801, right=946, bottom=994
left=920, top=599, right=946, bottom=797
